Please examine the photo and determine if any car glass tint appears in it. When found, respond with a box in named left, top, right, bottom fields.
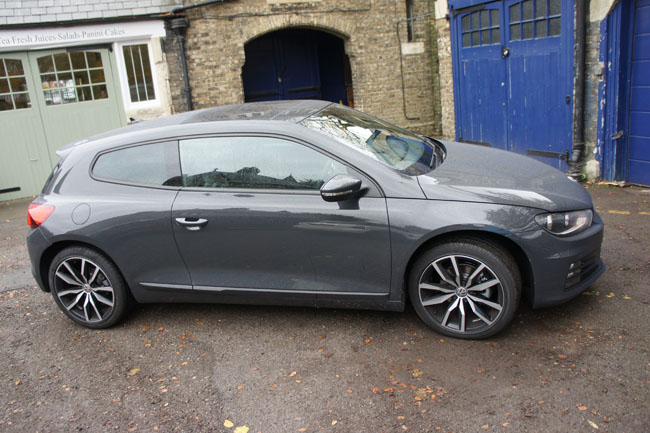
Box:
left=93, top=141, right=181, bottom=187
left=300, top=105, right=444, bottom=175
left=179, top=136, right=347, bottom=190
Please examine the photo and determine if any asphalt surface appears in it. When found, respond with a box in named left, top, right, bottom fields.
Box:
left=0, top=185, right=648, bottom=433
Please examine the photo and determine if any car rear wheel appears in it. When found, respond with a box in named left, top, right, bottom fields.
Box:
left=49, top=246, right=131, bottom=329
left=408, top=238, right=521, bottom=339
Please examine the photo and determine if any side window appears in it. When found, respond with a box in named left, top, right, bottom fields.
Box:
left=121, top=43, right=157, bottom=103
left=179, top=136, right=348, bottom=190
left=93, top=141, right=181, bottom=187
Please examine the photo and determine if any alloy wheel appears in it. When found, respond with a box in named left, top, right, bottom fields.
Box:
left=418, top=254, right=505, bottom=334
left=53, top=257, right=115, bottom=324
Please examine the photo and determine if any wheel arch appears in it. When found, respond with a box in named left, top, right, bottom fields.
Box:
left=402, top=230, right=535, bottom=304
left=38, top=240, right=127, bottom=293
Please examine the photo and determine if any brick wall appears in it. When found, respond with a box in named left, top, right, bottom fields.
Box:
left=580, top=3, right=606, bottom=180
left=164, top=0, right=439, bottom=136
left=433, top=17, right=455, bottom=140
left=0, top=0, right=181, bottom=25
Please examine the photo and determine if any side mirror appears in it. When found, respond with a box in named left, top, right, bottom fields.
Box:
left=320, top=174, right=363, bottom=202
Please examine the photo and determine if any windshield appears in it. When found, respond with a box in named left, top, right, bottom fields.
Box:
left=300, top=105, right=445, bottom=175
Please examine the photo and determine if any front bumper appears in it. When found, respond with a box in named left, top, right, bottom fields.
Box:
left=517, top=211, right=605, bottom=309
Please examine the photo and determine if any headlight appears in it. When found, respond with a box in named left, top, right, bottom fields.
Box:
left=534, top=209, right=593, bottom=236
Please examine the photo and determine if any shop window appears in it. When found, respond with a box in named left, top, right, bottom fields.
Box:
left=0, top=58, right=31, bottom=111
left=509, top=0, right=561, bottom=41
left=461, top=9, right=500, bottom=47
left=37, top=51, right=108, bottom=105
left=122, top=44, right=156, bottom=103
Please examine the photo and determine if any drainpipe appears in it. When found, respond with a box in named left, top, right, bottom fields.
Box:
left=170, top=17, right=193, bottom=111
left=568, top=0, right=586, bottom=178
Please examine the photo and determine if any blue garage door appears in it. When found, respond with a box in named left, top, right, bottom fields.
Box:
left=451, top=0, right=574, bottom=170
left=627, top=0, right=650, bottom=185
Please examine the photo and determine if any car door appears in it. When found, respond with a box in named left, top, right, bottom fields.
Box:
left=171, top=135, right=391, bottom=295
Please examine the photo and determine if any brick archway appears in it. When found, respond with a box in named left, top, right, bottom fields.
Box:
left=241, top=27, right=353, bottom=106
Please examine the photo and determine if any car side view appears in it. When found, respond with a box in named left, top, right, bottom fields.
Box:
left=26, top=100, right=605, bottom=339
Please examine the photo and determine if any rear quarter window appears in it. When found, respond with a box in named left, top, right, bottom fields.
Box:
left=92, top=141, right=181, bottom=187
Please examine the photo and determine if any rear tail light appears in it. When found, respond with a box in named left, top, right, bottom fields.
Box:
left=27, top=203, right=55, bottom=228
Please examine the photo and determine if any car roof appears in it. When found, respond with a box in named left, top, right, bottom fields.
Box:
left=57, top=100, right=333, bottom=157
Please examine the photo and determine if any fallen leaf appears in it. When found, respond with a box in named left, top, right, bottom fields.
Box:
left=587, top=420, right=599, bottom=429
left=557, top=354, right=568, bottom=360
left=157, top=327, right=164, bottom=332
left=128, top=368, right=140, bottom=376
left=477, top=369, right=487, bottom=374
left=288, top=371, right=297, bottom=377
left=578, top=405, right=588, bottom=411
left=237, top=385, right=244, bottom=390
left=623, top=296, right=631, bottom=300
left=606, top=292, right=615, bottom=298
left=331, top=420, right=338, bottom=426
left=412, top=368, right=423, bottom=377
left=298, top=428, right=307, bottom=432
left=502, top=422, right=509, bottom=427
left=371, top=386, right=381, bottom=394
left=233, top=427, right=249, bottom=433
left=224, top=420, right=234, bottom=428
left=481, top=425, right=489, bottom=430
left=346, top=390, right=353, bottom=394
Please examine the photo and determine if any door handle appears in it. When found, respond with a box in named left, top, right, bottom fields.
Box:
left=502, top=46, right=510, bottom=58
left=175, top=217, right=208, bottom=231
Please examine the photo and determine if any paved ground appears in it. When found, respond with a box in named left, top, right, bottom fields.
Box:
left=0, top=185, right=648, bottom=433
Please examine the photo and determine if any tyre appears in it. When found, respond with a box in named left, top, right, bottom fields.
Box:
left=408, top=238, right=521, bottom=339
left=48, top=246, right=132, bottom=329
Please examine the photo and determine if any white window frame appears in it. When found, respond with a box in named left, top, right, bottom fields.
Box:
left=114, top=39, right=161, bottom=110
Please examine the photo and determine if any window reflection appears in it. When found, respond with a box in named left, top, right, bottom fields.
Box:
left=179, top=137, right=348, bottom=190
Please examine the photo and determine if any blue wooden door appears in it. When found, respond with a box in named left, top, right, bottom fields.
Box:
left=627, top=0, right=650, bottom=185
left=455, top=2, right=508, bottom=147
left=242, top=29, right=348, bottom=104
left=452, top=0, right=573, bottom=170
left=242, top=30, right=321, bottom=102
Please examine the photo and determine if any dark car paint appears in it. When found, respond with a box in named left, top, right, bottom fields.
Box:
left=27, top=101, right=605, bottom=313
left=417, top=141, right=593, bottom=212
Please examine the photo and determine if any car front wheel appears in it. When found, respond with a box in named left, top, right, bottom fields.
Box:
left=48, top=246, right=131, bottom=329
left=409, top=238, right=521, bottom=339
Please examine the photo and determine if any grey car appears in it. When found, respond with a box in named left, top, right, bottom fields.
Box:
left=26, top=100, right=605, bottom=339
